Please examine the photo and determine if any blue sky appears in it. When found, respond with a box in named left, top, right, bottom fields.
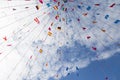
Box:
left=60, top=53, right=120, bottom=80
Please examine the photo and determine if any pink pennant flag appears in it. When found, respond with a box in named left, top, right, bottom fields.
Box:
left=39, top=0, right=43, bottom=4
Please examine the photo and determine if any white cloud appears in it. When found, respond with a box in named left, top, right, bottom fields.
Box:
left=0, top=0, right=120, bottom=80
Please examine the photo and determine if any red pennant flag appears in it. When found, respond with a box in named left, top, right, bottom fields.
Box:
left=34, top=17, right=40, bottom=24
left=82, top=27, right=86, bottom=30
left=110, top=3, right=115, bottom=8
left=87, top=36, right=91, bottom=39
left=3, top=36, right=7, bottom=41
left=92, top=47, right=97, bottom=51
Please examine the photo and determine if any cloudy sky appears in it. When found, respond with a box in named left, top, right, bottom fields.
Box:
left=0, top=0, right=120, bottom=80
